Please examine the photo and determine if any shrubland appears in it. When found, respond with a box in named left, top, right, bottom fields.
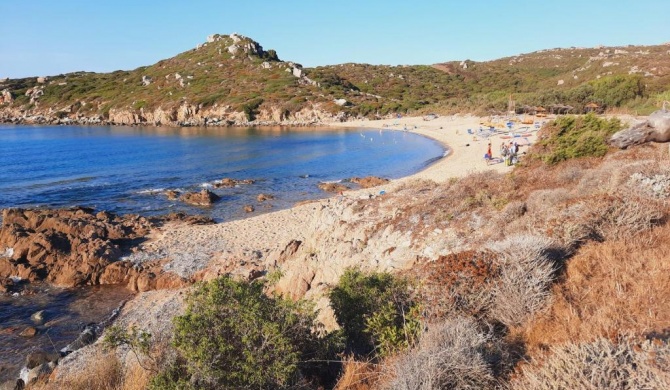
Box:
left=2, top=38, right=669, bottom=121
left=34, top=116, right=670, bottom=389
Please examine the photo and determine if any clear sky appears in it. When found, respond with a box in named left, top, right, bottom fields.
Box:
left=1, top=0, right=668, bottom=78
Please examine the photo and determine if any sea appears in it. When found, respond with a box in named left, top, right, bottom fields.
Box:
left=0, top=125, right=444, bottom=221
left=0, top=124, right=444, bottom=381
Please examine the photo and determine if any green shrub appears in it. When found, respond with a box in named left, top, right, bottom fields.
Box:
left=329, top=268, right=421, bottom=358
left=535, top=114, right=622, bottom=165
left=240, top=98, right=264, bottom=121
left=161, top=276, right=322, bottom=389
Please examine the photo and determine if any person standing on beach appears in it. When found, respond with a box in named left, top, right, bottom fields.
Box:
left=486, top=143, right=492, bottom=164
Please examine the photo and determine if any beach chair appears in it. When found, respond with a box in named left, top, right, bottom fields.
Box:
left=467, top=129, right=474, bottom=135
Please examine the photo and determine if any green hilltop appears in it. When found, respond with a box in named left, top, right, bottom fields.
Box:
left=1, top=34, right=669, bottom=124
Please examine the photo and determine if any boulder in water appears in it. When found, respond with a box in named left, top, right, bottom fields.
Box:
left=317, top=182, right=349, bottom=193
left=165, top=190, right=180, bottom=200
left=257, top=193, right=274, bottom=202
left=19, top=327, right=37, bottom=338
left=30, top=310, right=45, bottom=325
left=179, top=189, right=220, bottom=206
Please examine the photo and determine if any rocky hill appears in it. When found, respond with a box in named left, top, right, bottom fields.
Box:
left=1, top=34, right=669, bottom=126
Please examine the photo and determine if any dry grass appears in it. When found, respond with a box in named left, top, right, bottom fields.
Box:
left=333, top=356, right=381, bottom=390
left=32, top=351, right=124, bottom=390
left=510, top=337, right=670, bottom=390
left=380, top=318, right=496, bottom=390
left=522, top=224, right=670, bottom=351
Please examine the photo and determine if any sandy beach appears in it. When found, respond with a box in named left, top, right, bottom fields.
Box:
left=330, top=114, right=536, bottom=185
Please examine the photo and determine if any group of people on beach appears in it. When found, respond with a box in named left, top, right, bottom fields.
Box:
left=501, top=141, right=519, bottom=166
left=485, top=141, right=520, bottom=166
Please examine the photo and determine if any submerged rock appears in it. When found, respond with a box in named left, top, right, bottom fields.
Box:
left=317, top=182, right=350, bottom=193
left=256, top=193, right=274, bottom=202
left=18, top=327, right=37, bottom=338
left=165, top=190, right=180, bottom=200
left=179, top=189, right=220, bottom=206
left=30, top=310, right=45, bottom=325
left=214, top=178, right=256, bottom=188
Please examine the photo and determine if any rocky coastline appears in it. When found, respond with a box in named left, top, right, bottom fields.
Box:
left=0, top=103, right=350, bottom=128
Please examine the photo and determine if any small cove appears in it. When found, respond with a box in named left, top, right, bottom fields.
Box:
left=0, top=125, right=444, bottom=222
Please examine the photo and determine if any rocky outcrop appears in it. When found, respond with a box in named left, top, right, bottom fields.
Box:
left=0, top=89, right=12, bottom=104
left=179, top=189, right=220, bottom=206
left=610, top=109, right=670, bottom=148
left=165, top=190, right=180, bottom=200
left=0, top=100, right=342, bottom=127
left=214, top=178, right=256, bottom=188
left=0, top=208, right=210, bottom=289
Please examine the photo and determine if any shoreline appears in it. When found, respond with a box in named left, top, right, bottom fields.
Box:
left=328, top=114, right=523, bottom=186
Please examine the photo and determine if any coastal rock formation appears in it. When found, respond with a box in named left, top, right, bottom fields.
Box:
left=0, top=89, right=12, bottom=104
left=214, top=178, right=256, bottom=188
left=610, top=109, right=670, bottom=148
left=0, top=208, right=207, bottom=289
left=350, top=176, right=390, bottom=188
left=165, top=190, right=180, bottom=200
left=179, top=189, right=220, bottom=206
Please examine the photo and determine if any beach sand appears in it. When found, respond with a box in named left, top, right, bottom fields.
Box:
left=329, top=114, right=536, bottom=185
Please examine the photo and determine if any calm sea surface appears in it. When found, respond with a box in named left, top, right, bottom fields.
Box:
left=0, top=125, right=444, bottom=221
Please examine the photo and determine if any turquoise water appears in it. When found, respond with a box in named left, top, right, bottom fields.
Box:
left=0, top=125, right=444, bottom=221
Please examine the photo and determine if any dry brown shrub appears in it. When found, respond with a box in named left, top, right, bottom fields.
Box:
left=510, top=337, right=670, bottom=390
left=540, top=191, right=666, bottom=249
left=524, top=188, right=573, bottom=215
left=522, top=225, right=670, bottom=351
left=486, top=235, right=557, bottom=327
left=37, top=351, right=125, bottom=390
left=334, top=357, right=380, bottom=390
left=408, top=250, right=500, bottom=320
left=380, top=318, right=496, bottom=390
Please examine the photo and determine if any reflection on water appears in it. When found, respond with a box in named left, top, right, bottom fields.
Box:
left=0, top=284, right=134, bottom=382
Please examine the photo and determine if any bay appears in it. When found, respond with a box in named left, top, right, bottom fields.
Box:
left=0, top=125, right=444, bottom=221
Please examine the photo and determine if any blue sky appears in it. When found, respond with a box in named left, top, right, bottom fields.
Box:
left=1, top=1, right=668, bottom=78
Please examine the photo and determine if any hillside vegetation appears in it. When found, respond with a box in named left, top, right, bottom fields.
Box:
left=1, top=35, right=669, bottom=124
left=36, top=116, right=670, bottom=389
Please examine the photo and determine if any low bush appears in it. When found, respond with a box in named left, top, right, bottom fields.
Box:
left=486, top=235, right=558, bottom=327
left=510, top=337, right=670, bottom=390
left=381, top=317, right=496, bottom=390
left=329, top=268, right=421, bottom=358
left=533, top=114, right=622, bottom=165
left=152, top=276, right=330, bottom=389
